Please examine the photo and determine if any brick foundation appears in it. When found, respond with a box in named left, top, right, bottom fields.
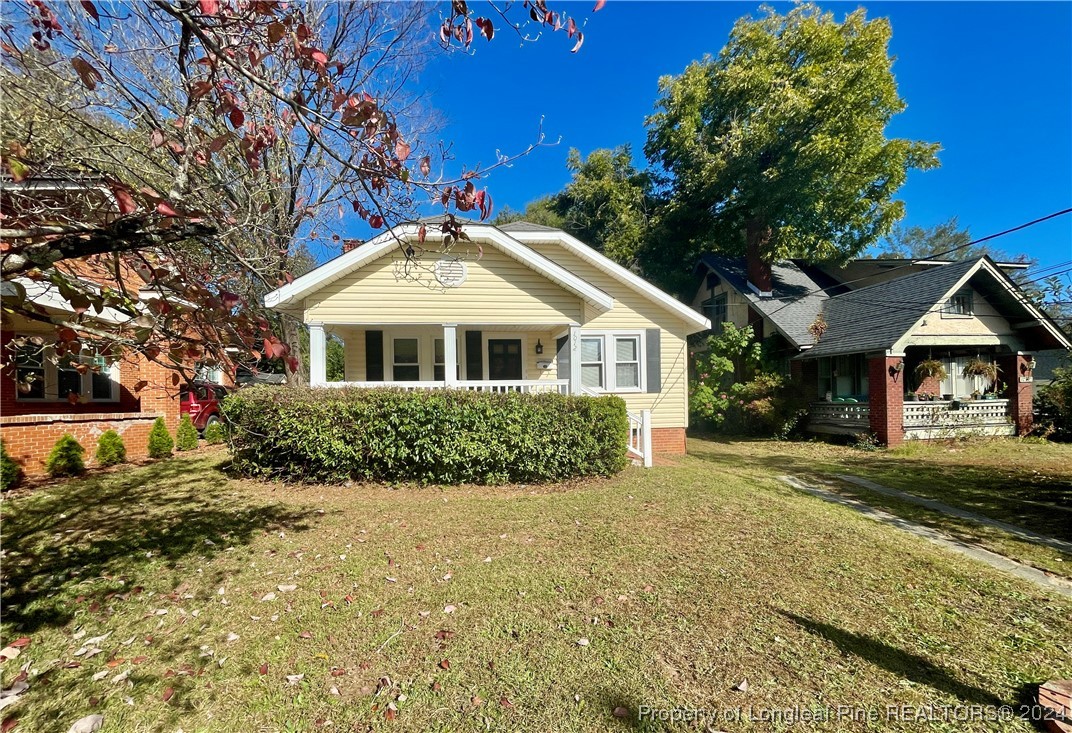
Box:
left=651, top=427, right=687, bottom=455
left=1, top=413, right=164, bottom=475
left=868, top=356, right=905, bottom=447
left=997, top=353, right=1034, bottom=435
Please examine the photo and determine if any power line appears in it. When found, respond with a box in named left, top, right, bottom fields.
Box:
left=762, top=207, right=1072, bottom=319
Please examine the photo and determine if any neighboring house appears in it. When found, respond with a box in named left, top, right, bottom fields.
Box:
left=692, top=252, right=1071, bottom=446
left=263, top=220, right=711, bottom=464
left=0, top=174, right=228, bottom=475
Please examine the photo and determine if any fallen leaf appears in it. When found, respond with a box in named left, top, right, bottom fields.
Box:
left=258, top=663, right=268, bottom=675
left=470, top=695, right=483, bottom=707
left=66, top=715, right=103, bottom=733
left=613, top=706, right=630, bottom=718
left=500, top=695, right=515, bottom=708
left=277, top=584, right=297, bottom=593
left=442, top=605, right=456, bottom=614
left=330, top=668, right=346, bottom=677
left=285, top=674, right=304, bottom=686
left=225, top=633, right=240, bottom=642
left=161, top=687, right=174, bottom=702
left=260, top=593, right=276, bottom=602
left=576, top=638, right=590, bottom=647
left=298, top=631, right=312, bottom=639
left=438, top=659, right=450, bottom=670
left=0, top=648, right=20, bottom=663
left=733, top=678, right=749, bottom=693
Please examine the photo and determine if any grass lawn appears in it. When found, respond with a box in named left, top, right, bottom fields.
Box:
left=693, top=437, right=1072, bottom=579
left=2, top=442, right=1070, bottom=732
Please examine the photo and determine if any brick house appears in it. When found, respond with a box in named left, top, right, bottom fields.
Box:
left=692, top=253, right=1071, bottom=446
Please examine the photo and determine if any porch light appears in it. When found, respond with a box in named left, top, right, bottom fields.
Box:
left=1026, top=357, right=1037, bottom=371
left=535, top=340, right=544, bottom=355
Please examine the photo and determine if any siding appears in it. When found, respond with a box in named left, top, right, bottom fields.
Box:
left=909, top=286, right=1014, bottom=339
left=305, top=247, right=582, bottom=325
left=531, top=243, right=692, bottom=429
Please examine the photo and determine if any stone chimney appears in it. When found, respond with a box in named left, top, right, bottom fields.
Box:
left=342, top=239, right=363, bottom=254
left=746, top=237, right=773, bottom=296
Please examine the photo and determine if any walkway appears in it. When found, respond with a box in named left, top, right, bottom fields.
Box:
left=780, top=475, right=1072, bottom=599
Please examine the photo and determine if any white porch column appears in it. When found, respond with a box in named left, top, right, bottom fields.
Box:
left=309, top=322, right=327, bottom=386
left=569, top=324, right=582, bottom=394
left=443, top=324, right=458, bottom=386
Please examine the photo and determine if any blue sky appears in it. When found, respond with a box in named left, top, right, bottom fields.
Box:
left=412, top=1, right=1072, bottom=273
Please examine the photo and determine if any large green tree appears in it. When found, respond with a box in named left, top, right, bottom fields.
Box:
left=644, top=4, right=940, bottom=282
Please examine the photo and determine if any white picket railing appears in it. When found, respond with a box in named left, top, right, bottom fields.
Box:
left=321, top=379, right=569, bottom=394
left=808, top=401, right=870, bottom=435
left=903, top=399, right=1014, bottom=439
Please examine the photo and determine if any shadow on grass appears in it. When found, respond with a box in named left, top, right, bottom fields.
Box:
left=779, top=611, right=1006, bottom=707
left=0, top=456, right=315, bottom=634
left=687, top=435, right=1072, bottom=543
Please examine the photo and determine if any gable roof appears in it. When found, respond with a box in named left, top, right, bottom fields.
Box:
left=264, top=223, right=614, bottom=313
left=697, top=253, right=831, bottom=349
left=263, top=222, right=709, bottom=332
left=505, top=226, right=710, bottom=332
left=797, top=256, right=1072, bottom=358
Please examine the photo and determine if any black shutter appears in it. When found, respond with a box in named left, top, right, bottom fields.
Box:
left=365, top=330, right=384, bottom=381
left=465, top=330, right=483, bottom=380
left=556, top=336, right=570, bottom=381
left=645, top=328, right=661, bottom=393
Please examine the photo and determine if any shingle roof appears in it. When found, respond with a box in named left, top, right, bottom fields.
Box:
left=497, top=221, right=563, bottom=232
left=800, top=257, right=980, bottom=358
left=698, top=253, right=831, bottom=349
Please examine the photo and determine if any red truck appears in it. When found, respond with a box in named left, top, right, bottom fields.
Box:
left=179, top=381, right=232, bottom=432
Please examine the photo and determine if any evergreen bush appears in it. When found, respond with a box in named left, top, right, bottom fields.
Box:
left=95, top=429, right=127, bottom=467
left=147, top=417, right=174, bottom=459
left=176, top=414, right=200, bottom=451
left=1, top=442, right=21, bottom=491
left=202, top=420, right=227, bottom=445
left=46, top=434, right=86, bottom=477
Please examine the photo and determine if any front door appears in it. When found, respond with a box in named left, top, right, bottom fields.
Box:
left=487, top=339, right=523, bottom=380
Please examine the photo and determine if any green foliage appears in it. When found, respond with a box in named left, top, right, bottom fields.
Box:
left=46, top=434, right=86, bottom=478
left=176, top=414, right=200, bottom=451
left=914, top=359, right=947, bottom=385
left=222, top=386, right=629, bottom=484
left=1036, top=365, right=1072, bottom=442
left=147, top=417, right=174, bottom=459
left=689, top=324, right=806, bottom=437
left=202, top=420, right=227, bottom=445
left=492, top=196, right=567, bottom=230
left=1, top=441, right=22, bottom=491
left=94, top=430, right=127, bottom=467
left=644, top=4, right=939, bottom=277
left=876, top=217, right=973, bottom=260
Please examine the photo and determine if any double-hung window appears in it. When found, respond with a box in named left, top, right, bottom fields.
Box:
left=13, top=337, right=119, bottom=402
left=579, top=333, right=643, bottom=393
left=392, top=338, right=420, bottom=381
left=944, top=289, right=974, bottom=317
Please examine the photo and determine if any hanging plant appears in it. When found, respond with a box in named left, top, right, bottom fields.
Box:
left=963, top=358, right=1000, bottom=385
left=914, top=359, right=947, bottom=383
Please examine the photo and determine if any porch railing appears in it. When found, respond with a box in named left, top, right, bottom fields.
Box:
left=580, top=386, right=652, bottom=468
left=903, top=399, right=1014, bottom=439
left=321, top=379, right=569, bottom=394
left=808, top=402, right=870, bottom=435
left=808, top=399, right=1015, bottom=439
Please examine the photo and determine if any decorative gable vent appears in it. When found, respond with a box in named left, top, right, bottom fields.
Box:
left=434, top=259, right=467, bottom=288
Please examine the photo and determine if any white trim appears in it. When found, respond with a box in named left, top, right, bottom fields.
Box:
left=746, top=280, right=774, bottom=298
left=892, top=258, right=1072, bottom=353
left=388, top=334, right=423, bottom=382
left=507, top=229, right=711, bottom=333
left=575, top=329, right=646, bottom=394
left=263, top=224, right=614, bottom=313
left=13, top=337, right=120, bottom=404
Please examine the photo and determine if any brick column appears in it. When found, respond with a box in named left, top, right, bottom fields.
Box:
left=868, top=355, right=905, bottom=447
left=997, top=353, right=1033, bottom=435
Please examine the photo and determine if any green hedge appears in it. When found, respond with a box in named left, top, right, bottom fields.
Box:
left=222, top=386, right=629, bottom=485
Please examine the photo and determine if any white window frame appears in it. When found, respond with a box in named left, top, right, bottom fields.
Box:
left=13, top=336, right=119, bottom=403
left=577, top=331, right=645, bottom=394
left=389, top=336, right=422, bottom=382
left=432, top=336, right=461, bottom=382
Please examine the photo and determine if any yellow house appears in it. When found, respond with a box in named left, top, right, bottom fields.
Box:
left=263, top=221, right=710, bottom=463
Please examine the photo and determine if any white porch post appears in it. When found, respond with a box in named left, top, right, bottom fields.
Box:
left=443, top=324, right=458, bottom=386
left=309, top=322, right=327, bottom=386
left=569, top=324, right=582, bottom=394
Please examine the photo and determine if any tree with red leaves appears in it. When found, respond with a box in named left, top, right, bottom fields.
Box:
left=1, top=0, right=603, bottom=387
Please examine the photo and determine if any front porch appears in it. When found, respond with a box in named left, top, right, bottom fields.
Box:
left=306, top=322, right=654, bottom=466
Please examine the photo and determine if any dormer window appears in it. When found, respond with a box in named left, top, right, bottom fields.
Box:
left=944, top=289, right=974, bottom=317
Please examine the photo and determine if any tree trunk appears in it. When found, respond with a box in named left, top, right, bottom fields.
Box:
left=281, top=316, right=307, bottom=387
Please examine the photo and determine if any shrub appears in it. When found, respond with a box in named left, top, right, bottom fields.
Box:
left=176, top=414, right=200, bottom=451
left=1036, top=365, right=1072, bottom=442
left=202, top=420, right=227, bottom=445
left=46, top=434, right=86, bottom=477
left=95, top=430, right=127, bottom=467
left=147, top=417, right=174, bottom=459
left=222, top=386, right=629, bottom=485
left=689, top=325, right=807, bottom=438
left=1, top=442, right=21, bottom=491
